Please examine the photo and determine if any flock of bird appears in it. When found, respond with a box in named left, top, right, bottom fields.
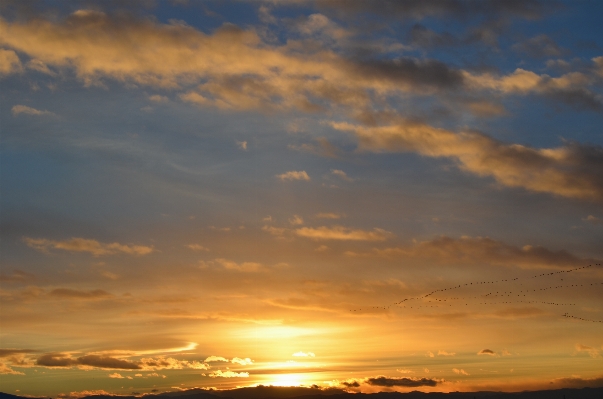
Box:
left=349, top=263, right=602, bottom=324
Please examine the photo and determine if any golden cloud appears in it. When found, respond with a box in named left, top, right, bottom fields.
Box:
left=295, top=225, right=393, bottom=241
left=332, top=121, right=603, bottom=202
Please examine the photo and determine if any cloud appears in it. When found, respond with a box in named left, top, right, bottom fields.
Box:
left=204, top=356, right=229, bottom=362
left=357, top=235, right=591, bottom=269
left=139, top=357, right=208, bottom=370
left=149, top=94, right=168, bottom=102
left=48, top=288, right=113, bottom=300
left=332, top=121, right=603, bottom=202
left=310, top=0, right=551, bottom=21
left=512, top=34, right=565, bottom=58
left=0, top=48, right=22, bottom=75
left=213, top=258, right=265, bottom=272
left=550, top=376, right=603, bottom=388
left=187, top=244, right=209, bottom=251
left=292, top=351, right=315, bottom=357
left=576, top=344, right=600, bottom=358
left=365, top=376, right=439, bottom=387
left=0, top=363, right=25, bottom=375
left=478, top=349, right=497, bottom=356
left=108, top=373, right=124, bottom=378
left=341, top=380, right=360, bottom=388
left=276, top=171, right=311, bottom=181
left=237, top=140, right=248, bottom=150
left=208, top=369, right=249, bottom=378
left=204, top=356, right=253, bottom=365
left=262, top=225, right=287, bottom=237
left=23, top=237, right=154, bottom=256
left=0, top=270, right=36, bottom=283
left=34, top=353, right=208, bottom=371
left=0, top=349, right=36, bottom=358
left=452, top=368, right=469, bottom=375
left=438, top=350, right=456, bottom=357
left=584, top=215, right=603, bottom=225
left=289, top=215, right=304, bottom=225
left=231, top=357, right=253, bottom=366
left=331, top=169, right=353, bottom=182
left=425, top=351, right=434, bottom=358
left=295, top=226, right=392, bottom=241
left=11, top=105, right=55, bottom=117
left=315, top=212, right=343, bottom=219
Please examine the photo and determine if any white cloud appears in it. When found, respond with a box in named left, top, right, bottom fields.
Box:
left=276, top=170, right=311, bottom=181
left=11, top=105, right=55, bottom=117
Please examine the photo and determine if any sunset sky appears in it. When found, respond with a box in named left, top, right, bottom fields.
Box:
left=1, top=0, right=603, bottom=397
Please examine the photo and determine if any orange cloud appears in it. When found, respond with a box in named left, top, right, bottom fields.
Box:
left=295, top=226, right=393, bottom=241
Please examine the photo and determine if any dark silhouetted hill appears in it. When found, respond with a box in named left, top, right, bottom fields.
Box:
left=3, top=386, right=603, bottom=399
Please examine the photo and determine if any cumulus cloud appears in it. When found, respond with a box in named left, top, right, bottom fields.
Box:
left=11, top=105, right=55, bottom=117
left=438, top=350, right=456, bottom=356
left=452, top=368, right=469, bottom=375
left=332, top=121, right=603, bottom=202
left=355, top=235, right=590, bottom=269
left=478, top=349, right=497, bottom=356
left=23, top=237, right=154, bottom=256
left=108, top=373, right=124, bottom=378
left=365, top=376, right=439, bottom=387
left=0, top=48, right=22, bottom=75
left=204, top=356, right=229, bottom=363
left=276, top=171, right=311, bottom=181
left=231, top=357, right=253, bottom=366
left=331, top=169, right=353, bottom=182
left=208, top=369, right=249, bottom=378
left=295, top=225, right=393, bottom=241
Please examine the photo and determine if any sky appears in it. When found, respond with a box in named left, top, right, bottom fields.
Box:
left=1, top=0, right=603, bottom=396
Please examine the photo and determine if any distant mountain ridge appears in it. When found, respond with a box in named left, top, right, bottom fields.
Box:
left=3, top=386, right=603, bottom=399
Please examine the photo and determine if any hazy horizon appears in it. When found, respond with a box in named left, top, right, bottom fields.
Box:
left=1, top=0, right=602, bottom=397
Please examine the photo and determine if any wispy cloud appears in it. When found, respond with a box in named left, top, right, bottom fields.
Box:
left=23, top=237, right=154, bottom=256
left=11, top=105, right=55, bottom=117
left=295, top=226, right=393, bottom=241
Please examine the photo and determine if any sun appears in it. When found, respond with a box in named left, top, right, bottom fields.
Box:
left=269, top=373, right=304, bottom=387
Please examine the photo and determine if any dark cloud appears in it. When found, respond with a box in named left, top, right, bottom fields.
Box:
left=77, top=355, right=141, bottom=369
left=341, top=381, right=360, bottom=388
left=0, top=349, right=37, bottom=358
left=552, top=376, right=603, bottom=388
left=36, top=353, right=79, bottom=367
left=543, top=87, right=603, bottom=112
left=365, top=376, right=439, bottom=387
left=313, top=0, right=553, bottom=21
left=408, top=24, right=458, bottom=48
left=512, top=34, right=566, bottom=58
left=36, top=353, right=141, bottom=369
left=478, top=349, right=496, bottom=356
left=349, top=57, right=465, bottom=91
left=48, top=288, right=113, bottom=299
